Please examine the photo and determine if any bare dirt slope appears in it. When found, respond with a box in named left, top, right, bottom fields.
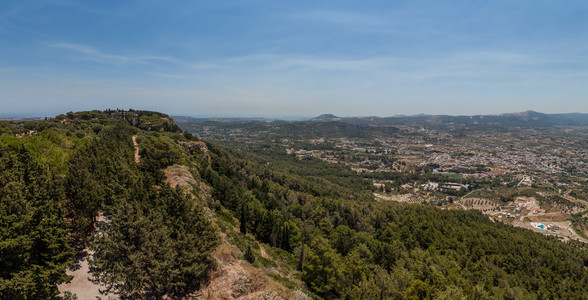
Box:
left=164, top=165, right=198, bottom=189
left=162, top=162, right=310, bottom=300
left=195, top=242, right=305, bottom=300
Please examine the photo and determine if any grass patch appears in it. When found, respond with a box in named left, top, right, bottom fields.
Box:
left=217, top=208, right=237, bottom=227
left=268, top=274, right=298, bottom=290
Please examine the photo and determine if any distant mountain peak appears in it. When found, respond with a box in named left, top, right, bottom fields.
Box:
left=518, top=110, right=542, bottom=116
left=311, top=114, right=340, bottom=122
left=496, top=110, right=543, bottom=117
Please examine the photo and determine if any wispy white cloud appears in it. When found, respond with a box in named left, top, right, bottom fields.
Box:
left=190, top=50, right=561, bottom=80
left=189, top=63, right=230, bottom=70
left=292, top=10, right=385, bottom=27
left=197, top=54, right=399, bottom=72
left=148, top=72, right=191, bottom=79
left=273, top=56, right=394, bottom=71
left=51, top=42, right=177, bottom=65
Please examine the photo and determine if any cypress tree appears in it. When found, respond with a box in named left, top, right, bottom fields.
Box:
left=240, top=200, right=247, bottom=235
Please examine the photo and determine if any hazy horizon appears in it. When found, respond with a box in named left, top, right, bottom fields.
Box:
left=2, top=109, right=588, bottom=121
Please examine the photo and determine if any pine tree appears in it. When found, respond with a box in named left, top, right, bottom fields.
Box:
left=240, top=200, right=247, bottom=235
left=91, top=185, right=219, bottom=299
left=302, top=236, right=340, bottom=296
left=0, top=148, right=73, bottom=299
left=244, top=245, right=255, bottom=263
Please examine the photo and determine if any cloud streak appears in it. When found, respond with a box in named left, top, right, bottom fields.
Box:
left=51, top=43, right=177, bottom=65
left=186, top=49, right=584, bottom=82
left=292, top=10, right=385, bottom=27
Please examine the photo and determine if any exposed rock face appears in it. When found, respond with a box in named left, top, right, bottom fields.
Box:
left=163, top=164, right=310, bottom=300
left=195, top=243, right=306, bottom=300
left=182, top=140, right=211, bottom=163
left=163, top=165, right=198, bottom=189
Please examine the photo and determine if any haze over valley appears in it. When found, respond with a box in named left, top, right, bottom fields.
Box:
left=2, top=1, right=588, bottom=299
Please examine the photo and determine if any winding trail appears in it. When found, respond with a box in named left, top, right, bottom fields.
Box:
left=231, top=225, right=273, bottom=261
left=132, top=135, right=140, bottom=164
left=257, top=241, right=270, bottom=260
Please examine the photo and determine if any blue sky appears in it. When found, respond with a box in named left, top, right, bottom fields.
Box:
left=1, top=0, right=587, bottom=117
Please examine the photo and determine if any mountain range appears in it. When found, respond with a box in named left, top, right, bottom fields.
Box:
left=175, top=111, right=588, bottom=127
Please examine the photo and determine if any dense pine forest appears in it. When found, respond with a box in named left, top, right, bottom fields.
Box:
left=202, top=144, right=588, bottom=299
left=1, top=110, right=587, bottom=299
left=0, top=110, right=217, bottom=299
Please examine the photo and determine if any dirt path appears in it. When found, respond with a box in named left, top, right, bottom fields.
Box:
left=132, top=135, right=140, bottom=164
left=58, top=250, right=118, bottom=299
left=231, top=225, right=272, bottom=261
left=58, top=213, right=117, bottom=299
left=257, top=241, right=270, bottom=260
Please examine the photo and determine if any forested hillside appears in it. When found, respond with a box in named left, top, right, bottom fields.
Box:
left=201, top=144, right=588, bottom=299
left=0, top=110, right=217, bottom=299
left=1, top=110, right=587, bottom=299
